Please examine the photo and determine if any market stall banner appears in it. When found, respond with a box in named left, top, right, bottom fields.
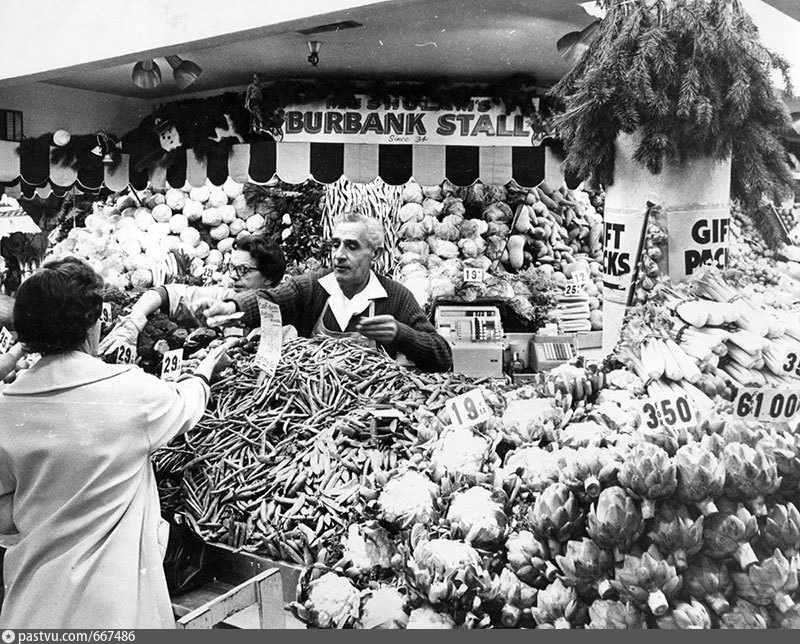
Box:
left=0, top=140, right=574, bottom=198
left=279, top=95, right=536, bottom=146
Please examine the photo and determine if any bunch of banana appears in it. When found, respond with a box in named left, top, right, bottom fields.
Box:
left=542, top=368, right=607, bottom=410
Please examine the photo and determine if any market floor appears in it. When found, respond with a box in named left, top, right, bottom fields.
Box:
left=210, top=605, right=305, bottom=629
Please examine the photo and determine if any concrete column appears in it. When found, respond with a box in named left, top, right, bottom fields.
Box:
left=601, top=132, right=732, bottom=353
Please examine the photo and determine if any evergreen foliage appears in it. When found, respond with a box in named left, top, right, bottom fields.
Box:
left=550, top=0, right=795, bottom=207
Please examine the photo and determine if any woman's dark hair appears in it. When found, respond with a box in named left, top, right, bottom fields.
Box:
left=234, top=234, right=286, bottom=286
left=14, top=256, right=104, bottom=355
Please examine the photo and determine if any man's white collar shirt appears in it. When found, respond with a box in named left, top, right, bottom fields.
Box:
left=318, top=271, right=387, bottom=332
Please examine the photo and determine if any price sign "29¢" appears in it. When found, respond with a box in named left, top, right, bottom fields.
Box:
left=640, top=395, right=695, bottom=430
left=160, top=348, right=183, bottom=381
left=733, top=387, right=800, bottom=422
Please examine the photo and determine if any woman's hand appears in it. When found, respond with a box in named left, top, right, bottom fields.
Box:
left=98, top=318, right=140, bottom=357
left=193, top=338, right=236, bottom=383
left=197, top=300, right=238, bottom=327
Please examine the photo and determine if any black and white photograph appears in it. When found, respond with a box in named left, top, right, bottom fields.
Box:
left=0, top=0, right=799, bottom=632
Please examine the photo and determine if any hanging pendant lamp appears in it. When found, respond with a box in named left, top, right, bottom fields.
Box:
left=131, top=59, right=162, bottom=89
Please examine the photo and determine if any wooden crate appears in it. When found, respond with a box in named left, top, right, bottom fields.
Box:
left=171, top=542, right=306, bottom=629
left=175, top=568, right=284, bottom=629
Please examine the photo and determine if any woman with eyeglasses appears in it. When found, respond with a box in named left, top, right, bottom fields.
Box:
left=99, top=234, right=286, bottom=359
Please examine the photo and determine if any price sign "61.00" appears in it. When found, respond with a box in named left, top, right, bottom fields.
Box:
left=733, top=388, right=800, bottom=422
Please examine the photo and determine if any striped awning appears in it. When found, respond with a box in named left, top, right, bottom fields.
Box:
left=0, top=207, right=41, bottom=238
left=0, top=140, right=571, bottom=198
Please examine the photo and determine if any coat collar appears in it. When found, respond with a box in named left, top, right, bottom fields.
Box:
left=2, top=351, right=135, bottom=396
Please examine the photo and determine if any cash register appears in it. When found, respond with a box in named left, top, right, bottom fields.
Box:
left=434, top=303, right=505, bottom=378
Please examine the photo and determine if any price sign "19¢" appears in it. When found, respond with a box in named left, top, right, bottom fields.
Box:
left=733, top=388, right=800, bottom=422
left=446, top=389, right=492, bottom=429
left=640, top=395, right=696, bottom=430
left=463, top=267, right=484, bottom=283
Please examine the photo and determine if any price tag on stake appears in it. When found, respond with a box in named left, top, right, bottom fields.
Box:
left=463, top=267, right=484, bottom=283
left=254, top=298, right=282, bottom=378
left=563, top=283, right=582, bottom=297
left=733, top=387, right=800, bottom=422
left=160, top=348, right=183, bottom=381
left=639, top=394, right=697, bottom=431
left=781, top=351, right=800, bottom=379
left=100, top=303, right=113, bottom=329
left=0, top=327, right=12, bottom=354
left=572, top=269, right=590, bottom=286
left=446, top=389, right=492, bottom=429
left=114, top=344, right=137, bottom=365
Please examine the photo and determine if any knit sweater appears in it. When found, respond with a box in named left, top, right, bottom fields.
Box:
left=230, top=271, right=453, bottom=373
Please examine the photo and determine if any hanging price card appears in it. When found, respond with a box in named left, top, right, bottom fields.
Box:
left=0, top=327, right=13, bottom=354
left=446, top=389, right=492, bottom=429
left=160, top=348, right=183, bottom=381
left=640, top=394, right=696, bottom=431
left=463, top=267, right=484, bottom=283
left=254, top=298, right=282, bottom=377
left=114, top=344, right=137, bottom=365
left=733, top=387, right=800, bottom=422
left=100, top=303, right=113, bottom=329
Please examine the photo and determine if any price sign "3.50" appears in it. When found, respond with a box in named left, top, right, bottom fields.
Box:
left=640, top=395, right=696, bottom=431
left=733, top=388, right=800, bottom=422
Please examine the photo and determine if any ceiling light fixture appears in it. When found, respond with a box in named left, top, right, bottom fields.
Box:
left=131, top=59, right=161, bottom=89
left=297, top=20, right=363, bottom=35
left=307, top=40, right=322, bottom=67
left=556, top=20, right=601, bottom=68
left=165, top=55, right=203, bottom=90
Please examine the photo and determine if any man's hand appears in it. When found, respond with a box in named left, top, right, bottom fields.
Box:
left=98, top=315, right=144, bottom=357
left=199, top=301, right=238, bottom=327
left=355, top=315, right=399, bottom=343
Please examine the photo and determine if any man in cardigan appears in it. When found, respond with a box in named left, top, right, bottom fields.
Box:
left=200, top=213, right=452, bottom=373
